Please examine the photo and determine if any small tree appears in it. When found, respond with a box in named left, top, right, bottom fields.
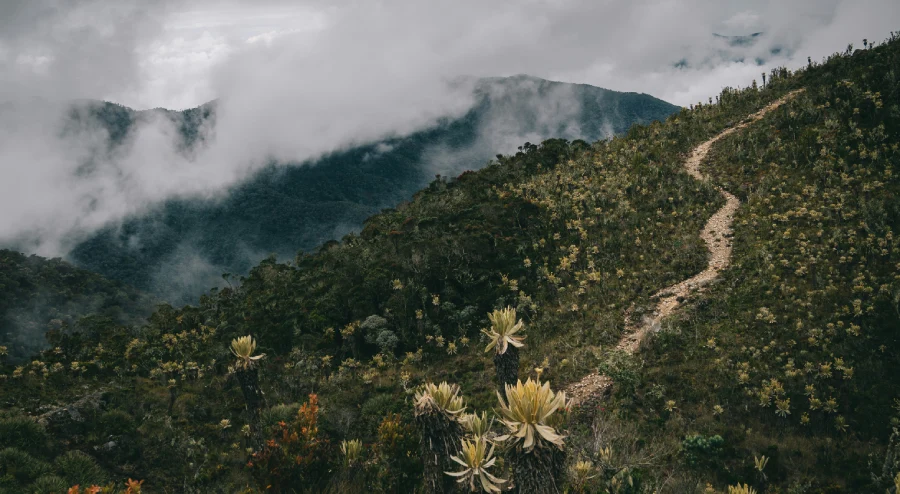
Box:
left=415, top=382, right=467, bottom=493
left=230, top=335, right=267, bottom=432
left=496, top=379, right=567, bottom=493
left=483, top=307, right=526, bottom=398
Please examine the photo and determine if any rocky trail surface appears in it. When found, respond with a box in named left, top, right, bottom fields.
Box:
left=566, top=90, right=805, bottom=407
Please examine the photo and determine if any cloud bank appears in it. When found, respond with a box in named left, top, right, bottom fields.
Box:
left=1, top=0, right=898, bottom=258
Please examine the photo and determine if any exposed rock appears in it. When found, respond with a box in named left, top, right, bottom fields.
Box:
left=37, top=390, right=107, bottom=429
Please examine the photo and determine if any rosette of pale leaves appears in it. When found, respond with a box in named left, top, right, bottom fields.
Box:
left=445, top=436, right=506, bottom=493
left=230, top=335, right=266, bottom=370
left=727, top=484, right=758, bottom=494
left=340, top=438, right=364, bottom=467
left=414, top=381, right=466, bottom=418
left=482, top=306, right=526, bottom=355
left=496, top=379, right=566, bottom=451
left=569, top=460, right=598, bottom=491
left=462, top=411, right=494, bottom=438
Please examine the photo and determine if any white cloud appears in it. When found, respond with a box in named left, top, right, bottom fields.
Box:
left=0, top=0, right=898, bottom=258
left=722, top=11, right=763, bottom=32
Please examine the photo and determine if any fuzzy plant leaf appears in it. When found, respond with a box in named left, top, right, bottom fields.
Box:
left=495, top=378, right=566, bottom=452
left=462, top=411, right=494, bottom=439
left=230, top=335, right=266, bottom=370
left=727, top=484, right=758, bottom=494
left=445, top=436, right=506, bottom=493
left=414, top=381, right=466, bottom=418
left=340, top=438, right=363, bottom=467
left=569, top=460, right=598, bottom=490
left=482, top=306, right=526, bottom=355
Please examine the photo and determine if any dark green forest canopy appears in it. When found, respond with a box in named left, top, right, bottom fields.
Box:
left=0, top=250, right=154, bottom=362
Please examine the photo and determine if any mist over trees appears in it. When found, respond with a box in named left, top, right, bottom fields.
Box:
left=66, top=76, right=678, bottom=304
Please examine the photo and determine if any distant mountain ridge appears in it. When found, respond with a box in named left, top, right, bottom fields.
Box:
left=65, top=76, right=679, bottom=303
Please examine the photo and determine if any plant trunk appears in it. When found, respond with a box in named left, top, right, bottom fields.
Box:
left=510, top=446, right=565, bottom=494
left=495, top=346, right=520, bottom=398
left=236, top=368, right=266, bottom=441
left=167, top=386, right=177, bottom=416
left=416, top=412, right=464, bottom=494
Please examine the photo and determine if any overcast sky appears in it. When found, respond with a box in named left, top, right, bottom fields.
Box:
left=3, top=0, right=895, bottom=109
left=1, top=0, right=898, bottom=256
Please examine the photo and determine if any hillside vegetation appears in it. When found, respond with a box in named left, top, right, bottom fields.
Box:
left=1, top=36, right=899, bottom=493
left=66, top=76, right=678, bottom=304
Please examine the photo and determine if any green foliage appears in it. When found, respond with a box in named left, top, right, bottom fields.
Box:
left=260, top=403, right=300, bottom=433
left=596, top=350, right=643, bottom=397
left=630, top=33, right=900, bottom=491
left=371, top=413, right=421, bottom=492
left=97, top=409, right=137, bottom=437
left=0, top=250, right=154, bottom=361
left=0, top=416, right=48, bottom=457
left=0, top=448, right=50, bottom=485
left=54, top=451, right=109, bottom=488
left=29, top=474, right=69, bottom=494
left=681, top=434, right=725, bottom=468
left=249, top=394, right=330, bottom=491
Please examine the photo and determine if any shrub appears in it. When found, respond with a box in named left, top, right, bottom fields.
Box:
left=414, top=382, right=466, bottom=493
left=54, top=451, right=108, bottom=488
left=681, top=434, right=725, bottom=468
left=0, top=416, right=49, bottom=456
left=98, top=409, right=136, bottom=437
left=249, top=394, right=330, bottom=490
left=596, top=351, right=642, bottom=397
left=0, top=447, right=50, bottom=484
left=375, top=330, right=399, bottom=354
left=372, top=413, right=421, bottom=492
left=30, top=474, right=69, bottom=494
left=259, top=403, right=300, bottom=433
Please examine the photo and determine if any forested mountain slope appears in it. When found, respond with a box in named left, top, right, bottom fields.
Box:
left=0, top=250, right=154, bottom=362
left=67, top=76, right=678, bottom=304
left=1, top=36, right=899, bottom=493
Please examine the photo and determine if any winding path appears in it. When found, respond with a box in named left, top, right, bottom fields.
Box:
left=566, top=90, right=804, bottom=407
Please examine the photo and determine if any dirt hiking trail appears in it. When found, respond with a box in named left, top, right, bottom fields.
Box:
left=566, top=90, right=805, bottom=407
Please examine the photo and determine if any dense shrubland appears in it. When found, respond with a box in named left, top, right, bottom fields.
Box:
left=1, top=35, right=899, bottom=492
